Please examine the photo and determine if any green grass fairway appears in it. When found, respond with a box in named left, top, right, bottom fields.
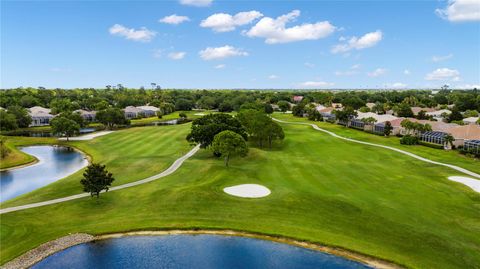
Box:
left=1, top=124, right=192, bottom=207
left=1, top=121, right=479, bottom=268
left=273, top=113, right=480, bottom=174
left=0, top=136, right=59, bottom=170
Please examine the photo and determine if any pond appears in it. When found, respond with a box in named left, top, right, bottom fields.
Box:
left=32, top=235, right=371, bottom=269
left=0, top=146, right=88, bottom=202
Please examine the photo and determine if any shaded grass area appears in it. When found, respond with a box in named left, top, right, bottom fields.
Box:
left=1, top=123, right=479, bottom=268
left=273, top=113, right=480, bottom=175
left=0, top=124, right=192, bottom=207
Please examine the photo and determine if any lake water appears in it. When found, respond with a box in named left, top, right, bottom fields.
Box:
left=0, top=146, right=88, bottom=202
left=32, top=235, right=371, bottom=269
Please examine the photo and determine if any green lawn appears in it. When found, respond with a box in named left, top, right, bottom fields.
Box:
left=0, top=124, right=192, bottom=207
left=0, top=136, right=59, bottom=170
left=273, top=113, right=480, bottom=174
left=1, top=121, right=479, bottom=268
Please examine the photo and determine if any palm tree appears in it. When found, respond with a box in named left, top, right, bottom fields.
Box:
left=444, top=134, right=454, bottom=149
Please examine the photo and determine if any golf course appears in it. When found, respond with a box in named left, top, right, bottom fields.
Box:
left=1, top=113, right=479, bottom=269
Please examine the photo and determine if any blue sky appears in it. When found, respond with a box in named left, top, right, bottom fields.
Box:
left=1, top=0, right=479, bottom=89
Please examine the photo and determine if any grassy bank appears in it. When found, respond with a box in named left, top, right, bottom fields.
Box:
left=1, top=124, right=192, bottom=207
left=1, top=122, right=479, bottom=268
left=0, top=136, right=59, bottom=170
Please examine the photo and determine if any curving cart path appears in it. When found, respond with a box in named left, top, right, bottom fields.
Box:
left=273, top=118, right=480, bottom=179
left=0, top=145, right=200, bottom=215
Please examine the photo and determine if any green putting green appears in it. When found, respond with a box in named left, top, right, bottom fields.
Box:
left=1, top=119, right=479, bottom=269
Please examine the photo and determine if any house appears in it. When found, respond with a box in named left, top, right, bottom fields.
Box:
left=374, top=118, right=404, bottom=135
left=28, top=106, right=54, bottom=127
left=124, top=106, right=145, bottom=119
left=331, top=103, right=343, bottom=109
left=464, top=140, right=480, bottom=154
left=463, top=117, right=479, bottom=125
left=403, top=118, right=457, bottom=134
left=420, top=131, right=448, bottom=145
left=74, top=109, right=96, bottom=122
left=366, top=103, right=376, bottom=109
left=426, top=109, right=451, bottom=121
left=137, top=106, right=159, bottom=117
left=448, top=124, right=480, bottom=148
left=318, top=107, right=336, bottom=121
left=292, top=96, right=304, bottom=103
left=315, top=104, right=326, bottom=112
left=353, top=112, right=399, bottom=131
left=411, top=107, right=435, bottom=116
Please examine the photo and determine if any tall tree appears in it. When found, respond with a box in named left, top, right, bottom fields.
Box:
left=80, top=163, right=115, bottom=198
left=0, top=110, right=18, bottom=131
left=6, top=105, right=32, bottom=128
left=211, top=130, right=248, bottom=167
left=51, top=116, right=80, bottom=141
left=384, top=121, right=393, bottom=136
left=277, top=101, right=290, bottom=112
left=187, top=113, right=247, bottom=149
left=96, top=108, right=129, bottom=129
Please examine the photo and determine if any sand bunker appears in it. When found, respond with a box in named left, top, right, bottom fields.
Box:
left=223, top=184, right=271, bottom=198
left=448, top=176, right=480, bottom=193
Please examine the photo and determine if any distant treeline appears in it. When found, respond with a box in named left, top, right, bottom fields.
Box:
left=1, top=88, right=479, bottom=112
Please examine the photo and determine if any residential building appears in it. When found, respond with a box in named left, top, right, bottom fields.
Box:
left=137, top=106, right=159, bottom=117
left=28, top=106, right=54, bottom=127
left=464, top=140, right=480, bottom=154
left=463, top=117, right=479, bottom=125
left=374, top=118, right=404, bottom=135
left=448, top=124, right=480, bottom=148
left=74, top=109, right=96, bottom=122
left=426, top=109, right=451, bottom=121
left=292, top=96, right=304, bottom=103
left=124, top=106, right=145, bottom=119
left=411, top=107, right=435, bottom=116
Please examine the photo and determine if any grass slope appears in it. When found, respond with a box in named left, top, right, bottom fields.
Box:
left=0, top=136, right=59, bottom=170
left=1, top=122, right=479, bottom=268
left=1, top=124, right=192, bottom=207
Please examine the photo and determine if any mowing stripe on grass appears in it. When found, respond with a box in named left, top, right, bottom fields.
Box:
left=273, top=118, right=480, bottom=179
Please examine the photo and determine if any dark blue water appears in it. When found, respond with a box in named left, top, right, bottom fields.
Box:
left=0, top=146, right=88, bottom=202
left=32, top=235, right=371, bottom=269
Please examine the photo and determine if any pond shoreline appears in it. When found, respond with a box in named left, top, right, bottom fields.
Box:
left=1, top=230, right=404, bottom=269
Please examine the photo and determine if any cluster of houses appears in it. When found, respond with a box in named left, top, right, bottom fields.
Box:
left=27, top=105, right=161, bottom=127
left=310, top=103, right=480, bottom=153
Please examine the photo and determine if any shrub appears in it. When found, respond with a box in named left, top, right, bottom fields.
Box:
left=400, top=135, right=418, bottom=145
left=419, top=141, right=444, bottom=149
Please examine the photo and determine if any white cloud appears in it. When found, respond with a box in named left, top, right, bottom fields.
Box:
left=268, top=75, right=279, bottom=79
left=404, top=69, right=411, bottom=75
left=432, top=54, right=453, bottom=62
left=214, top=64, right=226, bottom=69
left=425, top=68, right=461, bottom=81
left=350, top=64, right=361, bottom=69
left=200, top=11, right=263, bottom=32
left=168, top=51, right=186, bottom=60
left=179, top=0, right=212, bottom=7
left=367, top=68, right=387, bottom=77
left=454, top=84, right=480, bottom=89
left=435, top=0, right=480, bottom=22
left=304, top=62, right=315, bottom=68
left=159, top=14, right=190, bottom=25
left=297, top=81, right=334, bottom=88
left=387, top=82, right=408, bottom=89
left=331, top=30, right=382, bottom=54
left=152, top=49, right=163, bottom=58
left=335, top=70, right=358, bottom=76
left=199, top=45, right=248, bottom=60
left=109, top=24, right=156, bottom=42
left=244, top=10, right=336, bottom=44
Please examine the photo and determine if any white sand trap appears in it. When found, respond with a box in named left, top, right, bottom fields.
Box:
left=194, top=113, right=206, bottom=116
left=223, top=184, right=271, bottom=198
left=59, top=131, right=114, bottom=141
left=448, top=176, right=480, bottom=193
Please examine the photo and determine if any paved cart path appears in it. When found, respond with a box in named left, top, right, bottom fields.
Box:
left=58, top=131, right=114, bottom=141
left=273, top=118, right=480, bottom=179
left=0, top=145, right=200, bottom=215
